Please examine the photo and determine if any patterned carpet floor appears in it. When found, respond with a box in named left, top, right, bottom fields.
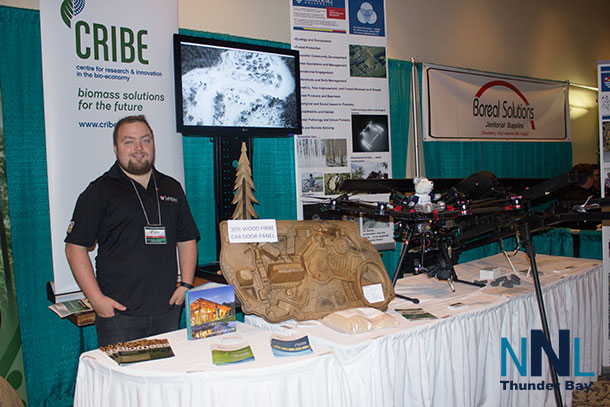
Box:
left=572, top=375, right=610, bottom=406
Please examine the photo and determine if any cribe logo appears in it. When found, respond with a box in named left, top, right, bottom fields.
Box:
left=61, top=0, right=150, bottom=64
left=60, top=0, right=86, bottom=28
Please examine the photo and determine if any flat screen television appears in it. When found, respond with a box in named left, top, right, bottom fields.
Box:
left=173, top=34, right=302, bottom=136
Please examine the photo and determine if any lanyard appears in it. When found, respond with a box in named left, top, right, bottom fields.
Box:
left=130, top=172, right=162, bottom=226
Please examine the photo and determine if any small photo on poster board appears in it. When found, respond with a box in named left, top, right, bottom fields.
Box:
left=324, top=172, right=351, bottom=195
left=301, top=172, right=324, bottom=194
left=351, top=114, right=389, bottom=153
left=351, top=160, right=388, bottom=180
left=349, top=44, right=387, bottom=78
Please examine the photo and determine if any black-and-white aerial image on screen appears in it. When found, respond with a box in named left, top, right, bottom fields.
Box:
left=180, top=42, right=299, bottom=130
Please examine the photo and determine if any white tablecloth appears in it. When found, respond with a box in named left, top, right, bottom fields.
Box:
left=246, top=253, right=604, bottom=407
left=74, top=323, right=351, bottom=407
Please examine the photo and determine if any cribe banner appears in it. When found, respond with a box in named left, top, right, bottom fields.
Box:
left=40, top=0, right=180, bottom=295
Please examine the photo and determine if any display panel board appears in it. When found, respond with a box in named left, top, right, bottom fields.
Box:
left=290, top=0, right=394, bottom=248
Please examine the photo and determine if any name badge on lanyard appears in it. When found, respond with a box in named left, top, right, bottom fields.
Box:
left=145, top=226, right=166, bottom=245
left=130, top=173, right=166, bottom=245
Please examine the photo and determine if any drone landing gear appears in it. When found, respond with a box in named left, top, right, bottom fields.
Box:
left=450, top=275, right=486, bottom=288
left=437, top=241, right=486, bottom=290
left=391, top=237, right=420, bottom=303
left=392, top=236, right=485, bottom=297
left=394, top=293, right=420, bottom=304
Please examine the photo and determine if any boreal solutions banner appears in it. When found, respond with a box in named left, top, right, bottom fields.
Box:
left=422, top=63, right=571, bottom=142
left=40, top=0, right=181, bottom=295
left=291, top=0, right=394, bottom=248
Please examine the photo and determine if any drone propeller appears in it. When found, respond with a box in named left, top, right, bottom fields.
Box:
left=301, top=193, right=352, bottom=203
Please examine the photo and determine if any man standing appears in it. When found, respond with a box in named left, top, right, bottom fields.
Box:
left=65, top=115, right=199, bottom=347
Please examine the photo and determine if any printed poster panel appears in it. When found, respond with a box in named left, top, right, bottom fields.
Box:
left=597, top=60, right=610, bottom=368
left=40, top=0, right=180, bottom=295
left=422, top=64, right=571, bottom=142
left=291, top=0, right=394, bottom=248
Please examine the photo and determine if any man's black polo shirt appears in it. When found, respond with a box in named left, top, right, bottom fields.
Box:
left=65, top=162, right=199, bottom=316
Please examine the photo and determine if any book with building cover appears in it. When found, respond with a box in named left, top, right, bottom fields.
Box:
left=185, top=283, right=237, bottom=340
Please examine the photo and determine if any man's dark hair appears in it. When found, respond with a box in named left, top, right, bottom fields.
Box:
left=113, top=115, right=154, bottom=145
left=572, top=163, right=594, bottom=186
left=572, top=163, right=593, bottom=175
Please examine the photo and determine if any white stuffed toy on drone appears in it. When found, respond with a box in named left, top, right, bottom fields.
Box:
left=408, top=177, right=442, bottom=212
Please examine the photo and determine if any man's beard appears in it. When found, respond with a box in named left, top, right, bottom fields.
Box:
left=121, top=156, right=154, bottom=175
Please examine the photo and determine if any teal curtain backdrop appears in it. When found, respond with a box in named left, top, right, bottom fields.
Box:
left=0, top=6, right=98, bottom=407
left=0, top=7, right=596, bottom=406
left=425, top=140, right=572, bottom=178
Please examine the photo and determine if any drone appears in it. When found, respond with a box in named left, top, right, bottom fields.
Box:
left=314, top=170, right=608, bottom=290
left=314, top=169, right=608, bottom=407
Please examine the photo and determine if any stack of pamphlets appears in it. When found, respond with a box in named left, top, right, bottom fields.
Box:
left=48, top=298, right=92, bottom=318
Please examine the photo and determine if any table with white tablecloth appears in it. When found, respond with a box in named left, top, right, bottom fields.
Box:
left=245, top=253, right=604, bottom=407
left=74, top=322, right=351, bottom=407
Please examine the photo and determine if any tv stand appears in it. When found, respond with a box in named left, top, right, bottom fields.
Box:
left=195, top=133, right=253, bottom=283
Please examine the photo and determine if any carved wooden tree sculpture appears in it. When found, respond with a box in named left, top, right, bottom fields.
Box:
left=231, top=142, right=259, bottom=220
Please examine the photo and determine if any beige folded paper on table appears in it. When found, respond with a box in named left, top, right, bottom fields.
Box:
left=322, top=307, right=398, bottom=334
